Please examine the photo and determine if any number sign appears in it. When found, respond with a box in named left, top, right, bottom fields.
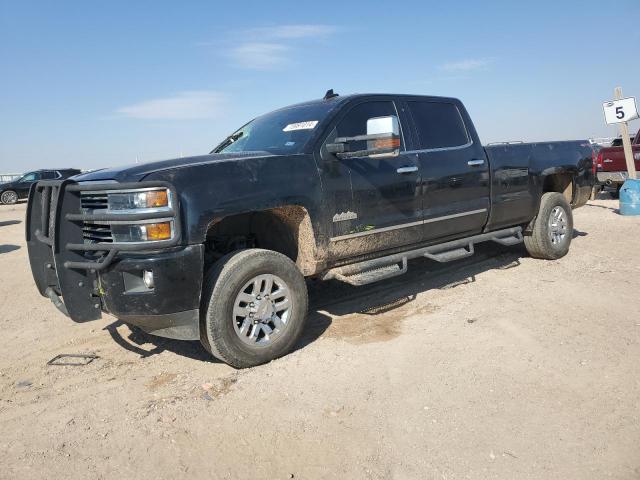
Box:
left=603, top=97, right=639, bottom=125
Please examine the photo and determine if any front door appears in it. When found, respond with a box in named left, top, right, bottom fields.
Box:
left=405, top=99, right=490, bottom=241
left=16, top=171, right=41, bottom=199
left=319, top=99, right=423, bottom=260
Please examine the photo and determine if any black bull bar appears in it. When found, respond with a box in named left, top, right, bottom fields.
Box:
left=26, top=179, right=181, bottom=322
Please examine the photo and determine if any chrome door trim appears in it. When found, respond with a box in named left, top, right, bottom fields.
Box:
left=403, top=139, right=474, bottom=155
left=330, top=208, right=487, bottom=241
left=331, top=219, right=424, bottom=242
left=424, top=208, right=487, bottom=224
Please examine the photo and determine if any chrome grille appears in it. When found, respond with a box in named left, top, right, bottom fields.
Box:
left=80, top=192, right=109, bottom=211
left=82, top=222, right=113, bottom=243
left=80, top=193, right=112, bottom=243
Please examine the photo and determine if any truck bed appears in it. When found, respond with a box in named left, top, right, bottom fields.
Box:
left=483, top=140, right=594, bottom=230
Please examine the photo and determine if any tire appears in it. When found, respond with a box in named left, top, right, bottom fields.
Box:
left=610, top=185, right=621, bottom=199
left=200, top=249, right=308, bottom=368
left=524, top=192, right=573, bottom=260
left=0, top=190, right=18, bottom=205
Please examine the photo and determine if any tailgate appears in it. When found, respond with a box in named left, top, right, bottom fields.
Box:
left=601, top=146, right=640, bottom=171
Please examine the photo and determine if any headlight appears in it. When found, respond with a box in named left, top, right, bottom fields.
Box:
left=80, top=186, right=177, bottom=244
left=107, top=188, right=171, bottom=212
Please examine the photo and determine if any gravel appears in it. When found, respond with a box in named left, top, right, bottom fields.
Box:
left=1, top=197, right=639, bottom=479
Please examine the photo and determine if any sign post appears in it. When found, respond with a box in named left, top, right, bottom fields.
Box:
left=602, top=87, right=638, bottom=179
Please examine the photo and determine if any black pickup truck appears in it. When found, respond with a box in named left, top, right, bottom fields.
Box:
left=26, top=92, right=594, bottom=368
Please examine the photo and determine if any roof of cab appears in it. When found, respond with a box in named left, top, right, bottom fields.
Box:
left=278, top=92, right=461, bottom=111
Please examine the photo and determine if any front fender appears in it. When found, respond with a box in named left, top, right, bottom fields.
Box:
left=142, top=153, right=325, bottom=245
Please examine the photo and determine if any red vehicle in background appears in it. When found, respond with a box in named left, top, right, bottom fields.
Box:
left=593, top=129, right=640, bottom=198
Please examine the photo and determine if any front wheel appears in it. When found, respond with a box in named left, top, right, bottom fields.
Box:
left=200, top=249, right=308, bottom=368
left=524, top=192, right=573, bottom=260
left=0, top=190, right=18, bottom=205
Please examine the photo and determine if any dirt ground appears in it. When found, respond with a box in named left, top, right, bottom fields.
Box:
left=1, top=196, right=639, bottom=480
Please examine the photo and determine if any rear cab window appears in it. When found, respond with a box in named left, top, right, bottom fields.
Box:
left=407, top=101, right=470, bottom=150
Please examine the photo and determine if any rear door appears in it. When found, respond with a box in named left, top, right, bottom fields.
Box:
left=405, top=99, right=490, bottom=241
left=319, top=98, right=423, bottom=260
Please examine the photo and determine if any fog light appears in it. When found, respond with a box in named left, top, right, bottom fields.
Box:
left=111, top=221, right=174, bottom=243
left=142, top=270, right=154, bottom=289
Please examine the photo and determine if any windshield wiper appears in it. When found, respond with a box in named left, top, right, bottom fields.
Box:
left=211, top=131, right=244, bottom=153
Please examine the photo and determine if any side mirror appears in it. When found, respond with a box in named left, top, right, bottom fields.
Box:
left=326, top=115, right=400, bottom=159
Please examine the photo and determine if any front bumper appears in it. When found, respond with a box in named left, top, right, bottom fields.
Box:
left=100, top=245, right=203, bottom=340
left=26, top=179, right=202, bottom=340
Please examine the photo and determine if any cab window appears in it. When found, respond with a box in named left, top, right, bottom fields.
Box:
left=408, top=101, right=469, bottom=150
left=335, top=101, right=404, bottom=152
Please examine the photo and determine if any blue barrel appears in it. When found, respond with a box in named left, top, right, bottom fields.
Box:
left=620, top=179, right=640, bottom=215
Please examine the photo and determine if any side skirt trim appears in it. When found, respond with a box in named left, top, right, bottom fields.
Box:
left=330, top=208, right=487, bottom=242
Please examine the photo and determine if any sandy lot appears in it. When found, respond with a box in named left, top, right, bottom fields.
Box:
left=1, top=197, right=639, bottom=479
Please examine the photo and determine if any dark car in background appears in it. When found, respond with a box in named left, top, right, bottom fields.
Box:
left=0, top=169, right=81, bottom=205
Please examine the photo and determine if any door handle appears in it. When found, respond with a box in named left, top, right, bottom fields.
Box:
left=396, top=166, right=418, bottom=174
left=467, top=159, right=485, bottom=166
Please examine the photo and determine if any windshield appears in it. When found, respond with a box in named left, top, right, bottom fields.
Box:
left=213, top=102, right=335, bottom=155
left=18, top=172, right=37, bottom=182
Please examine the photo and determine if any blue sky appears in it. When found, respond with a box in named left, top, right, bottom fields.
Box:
left=1, top=0, right=639, bottom=172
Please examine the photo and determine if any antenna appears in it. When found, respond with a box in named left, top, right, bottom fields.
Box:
left=323, top=89, right=339, bottom=100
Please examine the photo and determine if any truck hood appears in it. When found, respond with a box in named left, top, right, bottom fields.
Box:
left=74, top=151, right=274, bottom=183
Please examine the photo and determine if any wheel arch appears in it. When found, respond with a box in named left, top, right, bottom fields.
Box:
left=204, top=205, right=320, bottom=276
left=524, top=168, right=577, bottom=234
left=540, top=168, right=575, bottom=204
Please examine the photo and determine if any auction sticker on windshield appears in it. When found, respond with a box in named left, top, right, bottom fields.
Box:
left=283, top=121, right=318, bottom=131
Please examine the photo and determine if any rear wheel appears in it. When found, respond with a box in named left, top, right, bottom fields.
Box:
left=524, top=192, right=573, bottom=260
left=0, top=190, right=18, bottom=205
left=200, top=249, right=308, bottom=368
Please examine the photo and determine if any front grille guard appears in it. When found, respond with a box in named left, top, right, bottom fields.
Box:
left=31, top=180, right=181, bottom=272
left=27, top=179, right=182, bottom=322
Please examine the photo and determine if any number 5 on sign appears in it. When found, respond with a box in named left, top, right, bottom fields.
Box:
left=603, top=97, right=639, bottom=124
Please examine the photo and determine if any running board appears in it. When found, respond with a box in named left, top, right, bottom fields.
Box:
left=331, top=257, right=407, bottom=286
left=323, top=227, right=523, bottom=286
left=423, top=244, right=474, bottom=263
